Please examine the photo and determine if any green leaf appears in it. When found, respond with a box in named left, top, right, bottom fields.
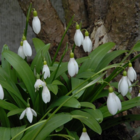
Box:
left=84, top=109, right=103, bottom=123
left=71, top=110, right=102, bottom=134
left=76, top=71, right=95, bottom=79
left=0, top=108, right=10, bottom=127
left=2, top=50, right=36, bottom=105
left=0, top=100, right=18, bottom=111
left=71, top=78, right=88, bottom=99
left=48, top=96, right=81, bottom=109
left=95, top=50, right=126, bottom=72
left=55, top=125, right=64, bottom=132
left=11, top=125, right=26, bottom=140
left=21, top=113, right=72, bottom=140
left=80, top=102, right=96, bottom=110
left=7, top=108, right=24, bottom=117
left=32, top=38, right=45, bottom=52
left=52, top=80, right=64, bottom=86
left=47, top=84, right=58, bottom=95
left=79, top=42, right=115, bottom=73
left=66, top=129, right=79, bottom=140
left=31, top=44, right=51, bottom=73
left=0, top=127, right=10, bottom=140
left=133, top=41, right=140, bottom=51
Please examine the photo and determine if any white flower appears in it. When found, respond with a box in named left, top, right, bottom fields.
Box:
left=23, top=39, right=32, bottom=57
left=42, top=85, right=51, bottom=103
left=68, top=53, right=78, bottom=77
left=83, top=36, right=92, bottom=53
left=19, top=107, right=37, bottom=123
left=107, top=91, right=122, bottom=115
left=138, top=93, right=140, bottom=97
left=127, top=63, right=137, bottom=82
left=80, top=128, right=90, bottom=140
left=32, top=16, right=41, bottom=34
left=18, top=42, right=25, bottom=59
left=42, top=61, right=50, bottom=79
left=34, top=79, right=45, bottom=92
left=74, top=24, right=84, bottom=47
left=118, top=71, right=132, bottom=96
left=0, top=84, right=4, bottom=100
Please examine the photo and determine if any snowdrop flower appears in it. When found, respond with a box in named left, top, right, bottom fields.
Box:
left=18, top=41, right=25, bottom=59
left=138, top=92, right=140, bottom=97
left=0, top=84, right=4, bottom=100
left=34, top=75, right=45, bottom=92
left=118, top=71, right=132, bottom=96
left=19, top=99, right=37, bottom=123
left=68, top=52, right=78, bottom=77
left=107, top=87, right=122, bottom=115
left=127, top=62, right=137, bottom=82
left=80, top=128, right=90, bottom=140
left=32, top=10, right=41, bottom=34
left=83, top=30, right=92, bottom=53
left=42, top=60, right=50, bottom=79
left=74, top=24, right=84, bottom=47
left=22, top=36, right=32, bottom=57
left=42, top=83, right=51, bottom=103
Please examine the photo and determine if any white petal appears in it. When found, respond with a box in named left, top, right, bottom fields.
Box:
left=42, top=86, right=51, bottom=103
left=32, top=16, right=41, bottom=34
left=31, top=109, right=37, bottom=117
left=68, top=58, right=76, bottom=77
left=74, top=29, right=83, bottom=47
left=0, top=85, right=4, bottom=100
left=19, top=109, right=26, bottom=120
left=118, top=78, right=122, bottom=93
left=119, top=76, right=129, bottom=96
left=34, top=79, right=45, bottom=91
left=18, top=46, right=25, bottom=59
left=128, top=67, right=137, bottom=82
left=26, top=107, right=33, bottom=123
left=83, top=36, right=92, bottom=53
left=80, top=132, right=90, bottom=140
left=138, top=93, right=140, bottom=97
left=73, top=58, right=79, bottom=74
left=42, top=65, right=50, bottom=79
left=114, top=94, right=122, bottom=111
left=23, top=40, right=32, bottom=57
left=127, top=77, right=132, bottom=93
left=107, top=93, right=118, bottom=115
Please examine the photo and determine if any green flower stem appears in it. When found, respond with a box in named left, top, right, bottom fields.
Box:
left=72, top=43, right=76, bottom=53
left=51, top=15, right=74, bottom=66
left=24, top=3, right=32, bottom=37
left=49, top=134, right=75, bottom=140
left=39, top=109, right=52, bottom=121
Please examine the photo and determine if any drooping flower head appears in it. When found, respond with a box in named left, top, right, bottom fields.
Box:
left=22, top=36, right=32, bottom=57
left=80, top=128, right=90, bottom=140
left=18, top=41, right=25, bottom=59
left=107, top=87, right=122, bottom=115
left=127, top=62, right=137, bottom=82
left=34, top=74, right=45, bottom=92
left=32, top=10, right=41, bottom=34
left=68, top=52, right=78, bottom=77
left=42, top=60, right=50, bottom=79
left=74, top=24, right=84, bottom=47
left=83, top=30, right=92, bottom=53
left=19, top=98, right=37, bottom=123
left=42, top=83, right=51, bottom=104
left=118, top=71, right=132, bottom=96
left=0, top=84, right=4, bottom=100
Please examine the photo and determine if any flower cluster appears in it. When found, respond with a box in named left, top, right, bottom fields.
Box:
left=107, top=63, right=137, bottom=115
left=74, top=24, right=92, bottom=53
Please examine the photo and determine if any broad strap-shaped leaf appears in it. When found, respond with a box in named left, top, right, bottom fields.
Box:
left=21, top=113, right=72, bottom=140
left=132, top=41, right=140, bottom=51
left=11, top=125, right=26, bottom=140
left=71, top=110, right=102, bottom=134
left=80, top=102, right=96, bottom=110
left=95, top=50, right=126, bottom=72
left=7, top=108, right=24, bottom=117
left=0, top=127, right=10, bottom=140
left=2, top=50, right=36, bottom=105
left=66, top=129, right=79, bottom=140
left=48, top=96, right=81, bottom=110
left=79, top=42, right=115, bottom=73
